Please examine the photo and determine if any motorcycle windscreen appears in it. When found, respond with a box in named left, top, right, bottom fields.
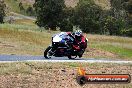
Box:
left=53, top=32, right=74, bottom=42
left=53, top=35, right=62, bottom=42
left=52, top=32, right=67, bottom=42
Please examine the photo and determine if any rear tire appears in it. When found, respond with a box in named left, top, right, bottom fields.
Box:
left=44, top=46, right=52, bottom=59
left=68, top=55, right=77, bottom=59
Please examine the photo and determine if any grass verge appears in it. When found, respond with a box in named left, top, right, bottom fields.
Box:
left=0, top=62, right=132, bottom=88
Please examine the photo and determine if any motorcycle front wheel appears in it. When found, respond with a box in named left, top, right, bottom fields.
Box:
left=44, top=46, right=53, bottom=59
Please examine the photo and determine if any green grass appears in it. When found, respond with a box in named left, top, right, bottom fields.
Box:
left=88, top=34, right=132, bottom=59
left=0, top=22, right=59, bottom=55
left=0, top=62, right=32, bottom=75
left=0, top=62, right=131, bottom=75
left=0, top=62, right=80, bottom=75
left=0, top=62, right=132, bottom=88
left=0, top=29, right=51, bottom=55
left=5, top=0, right=31, bottom=15
left=0, top=62, right=81, bottom=75
left=90, top=43, right=132, bottom=59
left=5, top=0, right=20, bottom=13
left=0, top=23, right=39, bottom=31
left=15, top=19, right=36, bottom=26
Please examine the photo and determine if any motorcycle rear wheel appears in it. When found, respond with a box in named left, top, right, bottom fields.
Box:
left=44, top=46, right=53, bottom=59
left=68, top=55, right=77, bottom=59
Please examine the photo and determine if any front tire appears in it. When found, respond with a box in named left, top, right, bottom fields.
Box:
left=44, top=46, right=52, bottom=59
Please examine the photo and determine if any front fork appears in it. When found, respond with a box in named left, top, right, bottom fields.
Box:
left=48, top=45, right=56, bottom=56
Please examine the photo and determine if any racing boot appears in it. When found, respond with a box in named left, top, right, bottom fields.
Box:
left=78, top=49, right=84, bottom=58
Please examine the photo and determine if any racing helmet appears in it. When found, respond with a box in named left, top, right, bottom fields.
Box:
left=74, top=30, right=82, bottom=41
left=75, top=30, right=82, bottom=36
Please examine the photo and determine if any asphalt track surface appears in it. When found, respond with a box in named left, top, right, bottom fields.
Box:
left=0, top=55, right=132, bottom=63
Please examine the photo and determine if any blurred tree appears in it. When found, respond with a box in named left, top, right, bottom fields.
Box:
left=26, top=6, right=34, bottom=16
left=34, top=0, right=66, bottom=30
left=101, top=16, right=126, bottom=35
left=93, top=0, right=125, bottom=36
left=59, top=19, right=73, bottom=32
left=125, top=28, right=132, bottom=37
left=124, top=0, right=132, bottom=25
left=59, top=7, right=74, bottom=31
left=72, top=0, right=102, bottom=33
left=0, top=0, right=6, bottom=23
left=19, top=2, right=25, bottom=11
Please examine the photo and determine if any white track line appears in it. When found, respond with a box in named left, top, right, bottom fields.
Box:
left=0, top=60, right=132, bottom=64
left=27, top=60, right=132, bottom=63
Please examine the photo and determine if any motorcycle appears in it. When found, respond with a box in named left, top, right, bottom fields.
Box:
left=44, top=32, right=88, bottom=59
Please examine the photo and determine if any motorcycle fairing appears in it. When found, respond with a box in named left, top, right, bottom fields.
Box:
left=52, top=32, right=74, bottom=43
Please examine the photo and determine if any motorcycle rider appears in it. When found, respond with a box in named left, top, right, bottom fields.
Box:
left=50, top=30, right=87, bottom=58
left=66, top=30, right=87, bottom=57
